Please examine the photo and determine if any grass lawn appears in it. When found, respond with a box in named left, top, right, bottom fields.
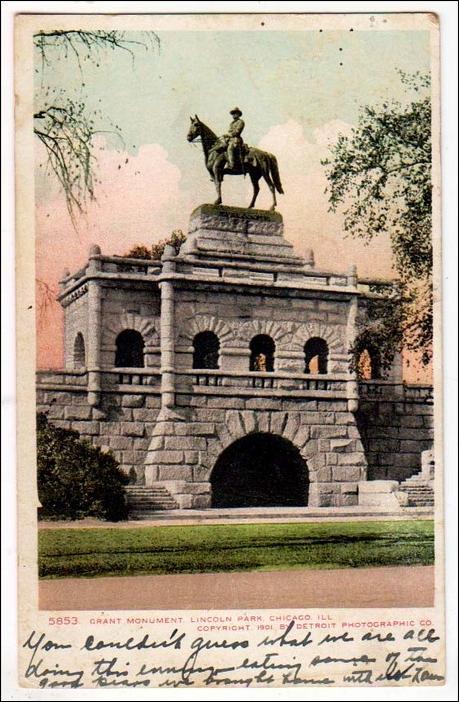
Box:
left=38, top=519, right=434, bottom=579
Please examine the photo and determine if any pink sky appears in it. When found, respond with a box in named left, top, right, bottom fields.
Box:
left=36, top=122, right=431, bottom=383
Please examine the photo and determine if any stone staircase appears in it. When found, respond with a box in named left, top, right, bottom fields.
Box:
left=125, top=485, right=179, bottom=517
left=398, top=474, right=434, bottom=508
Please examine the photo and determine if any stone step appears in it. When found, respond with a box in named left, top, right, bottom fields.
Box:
left=403, top=477, right=431, bottom=484
left=129, top=502, right=177, bottom=514
left=398, top=478, right=434, bottom=507
left=128, top=499, right=178, bottom=506
left=402, top=491, right=434, bottom=495
left=126, top=490, right=175, bottom=496
left=400, top=485, right=432, bottom=495
left=126, top=485, right=167, bottom=493
left=126, top=485, right=179, bottom=512
left=130, top=507, right=177, bottom=516
left=127, top=492, right=175, bottom=498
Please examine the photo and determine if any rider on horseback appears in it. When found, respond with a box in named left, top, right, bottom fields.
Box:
left=187, top=111, right=284, bottom=210
left=210, top=107, right=245, bottom=170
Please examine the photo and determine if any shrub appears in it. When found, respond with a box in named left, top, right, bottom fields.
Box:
left=124, top=229, right=186, bottom=261
left=37, top=413, right=129, bottom=521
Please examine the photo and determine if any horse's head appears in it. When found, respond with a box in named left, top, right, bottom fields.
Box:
left=187, top=115, right=201, bottom=142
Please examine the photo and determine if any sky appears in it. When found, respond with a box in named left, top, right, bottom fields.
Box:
left=35, top=27, right=431, bottom=377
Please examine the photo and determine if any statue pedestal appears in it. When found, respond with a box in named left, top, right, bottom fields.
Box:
left=180, top=204, right=306, bottom=268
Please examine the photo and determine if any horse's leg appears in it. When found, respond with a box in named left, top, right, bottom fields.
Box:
left=214, top=179, right=222, bottom=206
left=263, top=170, right=277, bottom=211
left=212, top=167, right=222, bottom=205
left=207, top=152, right=216, bottom=183
left=248, top=170, right=260, bottom=208
left=213, top=157, right=225, bottom=205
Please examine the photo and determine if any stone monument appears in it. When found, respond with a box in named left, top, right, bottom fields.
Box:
left=37, top=201, right=434, bottom=516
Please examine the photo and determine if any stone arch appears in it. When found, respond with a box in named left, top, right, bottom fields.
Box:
left=291, top=322, right=344, bottom=355
left=210, top=432, right=309, bottom=507
left=178, top=315, right=234, bottom=347
left=237, top=319, right=295, bottom=351
left=103, top=312, right=159, bottom=347
left=203, top=409, right=320, bottom=482
left=73, top=332, right=86, bottom=369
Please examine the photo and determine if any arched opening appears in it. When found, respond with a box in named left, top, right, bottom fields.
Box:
left=250, top=335, right=275, bottom=372
left=73, top=332, right=86, bottom=369
left=115, top=329, right=145, bottom=368
left=192, top=331, right=220, bottom=369
left=304, top=337, right=328, bottom=374
left=357, top=346, right=381, bottom=380
left=211, top=433, right=309, bottom=508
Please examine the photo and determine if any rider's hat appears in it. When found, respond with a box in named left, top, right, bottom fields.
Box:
left=230, top=107, right=242, bottom=117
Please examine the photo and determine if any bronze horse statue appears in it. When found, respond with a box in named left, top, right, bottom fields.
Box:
left=187, top=116, right=284, bottom=211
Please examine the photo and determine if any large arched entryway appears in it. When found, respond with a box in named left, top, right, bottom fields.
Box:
left=211, top=433, right=309, bottom=508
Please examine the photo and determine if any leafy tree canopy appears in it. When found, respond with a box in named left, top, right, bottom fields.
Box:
left=34, top=29, right=158, bottom=225
left=322, top=71, right=432, bottom=369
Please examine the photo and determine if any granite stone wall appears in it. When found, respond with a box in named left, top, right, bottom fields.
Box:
left=63, top=291, right=88, bottom=369
left=174, top=288, right=351, bottom=376
left=36, top=379, right=434, bottom=509
left=99, top=285, right=161, bottom=369
left=36, top=385, right=160, bottom=484
left=356, top=397, right=434, bottom=482
left=144, top=392, right=366, bottom=508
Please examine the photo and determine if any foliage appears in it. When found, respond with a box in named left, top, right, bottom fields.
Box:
left=34, top=29, right=158, bottom=225
left=322, top=71, right=432, bottom=367
left=37, top=413, right=128, bottom=521
left=352, top=278, right=433, bottom=376
left=124, top=230, right=187, bottom=260
left=35, top=278, right=58, bottom=325
left=38, top=520, right=434, bottom=579
left=124, top=244, right=153, bottom=260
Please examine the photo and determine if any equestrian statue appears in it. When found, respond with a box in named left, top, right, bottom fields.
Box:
left=187, top=108, right=284, bottom=211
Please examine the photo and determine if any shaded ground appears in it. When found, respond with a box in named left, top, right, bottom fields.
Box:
left=39, top=565, right=435, bottom=610
left=39, top=520, right=434, bottom=580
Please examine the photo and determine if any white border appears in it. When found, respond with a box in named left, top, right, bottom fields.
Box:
left=2, top=2, right=457, bottom=700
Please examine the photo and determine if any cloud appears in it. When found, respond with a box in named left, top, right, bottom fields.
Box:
left=36, top=139, right=192, bottom=274
left=36, top=140, right=193, bottom=368
left=257, top=119, right=394, bottom=276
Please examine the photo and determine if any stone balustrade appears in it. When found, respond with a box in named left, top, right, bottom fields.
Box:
left=102, top=368, right=161, bottom=388
left=36, top=369, right=88, bottom=388
left=359, top=381, right=434, bottom=403
left=403, top=384, right=434, bottom=402
left=58, top=253, right=370, bottom=295
left=58, top=255, right=162, bottom=295
left=38, top=369, right=434, bottom=403
left=178, top=369, right=348, bottom=397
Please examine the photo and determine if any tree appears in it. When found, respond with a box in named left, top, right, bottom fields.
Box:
left=37, top=412, right=129, bottom=521
left=34, top=29, right=158, bottom=225
left=322, top=71, right=432, bottom=370
left=124, top=230, right=187, bottom=260
left=34, top=30, right=159, bottom=325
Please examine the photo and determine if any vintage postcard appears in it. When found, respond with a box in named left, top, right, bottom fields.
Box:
left=12, top=8, right=450, bottom=691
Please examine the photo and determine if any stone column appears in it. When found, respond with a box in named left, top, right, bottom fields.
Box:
left=87, top=245, right=102, bottom=406
left=346, top=264, right=359, bottom=413
left=159, top=245, right=177, bottom=410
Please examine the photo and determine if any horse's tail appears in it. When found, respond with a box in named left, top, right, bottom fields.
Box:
left=269, top=154, right=284, bottom=194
